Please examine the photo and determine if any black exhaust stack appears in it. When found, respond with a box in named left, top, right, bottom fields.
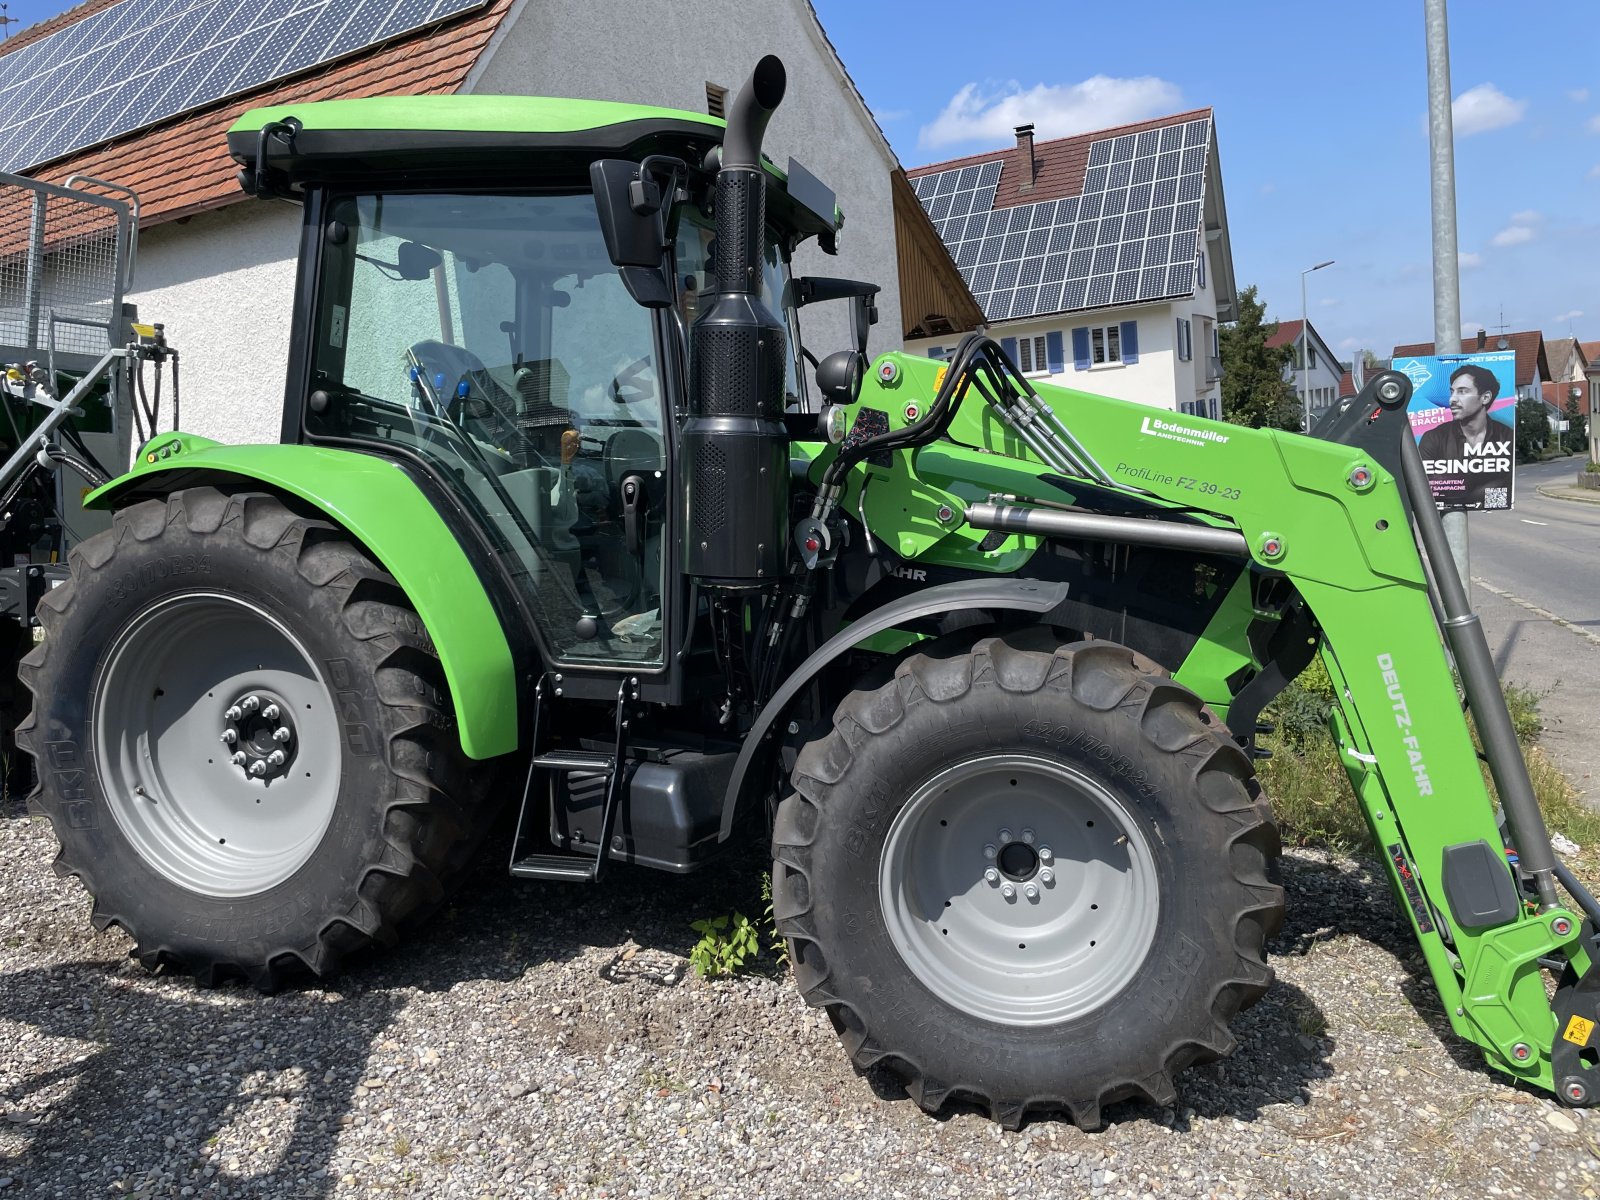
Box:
left=683, top=55, right=789, bottom=588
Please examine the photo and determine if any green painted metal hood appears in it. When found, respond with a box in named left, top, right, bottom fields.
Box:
left=229, top=94, right=725, bottom=139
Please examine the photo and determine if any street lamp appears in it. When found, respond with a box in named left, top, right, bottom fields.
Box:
left=1300, top=259, right=1335, bottom=431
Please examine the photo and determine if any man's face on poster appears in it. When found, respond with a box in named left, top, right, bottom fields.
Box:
left=1449, top=373, right=1493, bottom=422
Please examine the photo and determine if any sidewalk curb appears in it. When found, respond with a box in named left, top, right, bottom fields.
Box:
left=1534, top=483, right=1600, bottom=506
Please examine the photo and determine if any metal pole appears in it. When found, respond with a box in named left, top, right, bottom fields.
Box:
left=1424, top=0, right=1470, bottom=592
left=1298, top=261, right=1333, bottom=432
left=1300, top=274, right=1309, bottom=432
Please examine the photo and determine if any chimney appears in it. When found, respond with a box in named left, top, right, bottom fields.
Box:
left=1477, top=328, right=1487, bottom=351
left=1014, top=124, right=1036, bottom=193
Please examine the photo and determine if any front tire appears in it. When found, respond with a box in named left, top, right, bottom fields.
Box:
left=771, top=634, right=1283, bottom=1129
left=19, top=488, right=496, bottom=988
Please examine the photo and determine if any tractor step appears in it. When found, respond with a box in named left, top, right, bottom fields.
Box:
left=508, top=852, right=601, bottom=882
left=531, top=750, right=614, bottom=771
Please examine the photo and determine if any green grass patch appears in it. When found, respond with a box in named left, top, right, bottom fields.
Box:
left=1256, top=660, right=1600, bottom=866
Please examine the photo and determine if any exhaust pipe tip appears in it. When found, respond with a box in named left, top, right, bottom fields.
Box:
left=721, top=55, right=787, bottom=170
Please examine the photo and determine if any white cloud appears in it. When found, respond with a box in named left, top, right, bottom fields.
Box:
left=1510, top=209, right=1542, bottom=224
left=1591, top=164, right=1600, bottom=178
left=1459, top=251, right=1482, bottom=268
left=1319, top=296, right=1341, bottom=307
left=1338, top=337, right=1362, bottom=352
left=1590, top=114, right=1600, bottom=134
left=1556, top=309, right=1585, bottom=322
left=1451, top=83, right=1527, bottom=135
left=1491, top=224, right=1534, bottom=246
left=873, top=108, right=910, bottom=123
left=1571, top=88, right=1592, bottom=103
left=1259, top=181, right=1277, bottom=194
left=919, top=76, right=1183, bottom=148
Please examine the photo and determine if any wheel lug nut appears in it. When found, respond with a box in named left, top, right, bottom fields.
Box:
left=983, top=843, right=997, bottom=860
left=267, top=749, right=286, bottom=767
left=249, top=760, right=268, bottom=777
left=220, top=729, right=237, bottom=745
left=262, top=703, right=280, bottom=721
left=1021, top=828, right=1035, bottom=844
left=1038, top=846, right=1053, bottom=864
left=984, top=868, right=1000, bottom=885
left=241, top=695, right=261, bottom=714
left=1024, top=883, right=1039, bottom=901
left=230, top=752, right=247, bottom=767
left=998, top=828, right=1013, bottom=844
left=1040, top=869, right=1055, bottom=886
left=224, top=705, right=243, bottom=721
left=273, top=726, right=292, bottom=743
left=1000, top=883, right=1016, bottom=900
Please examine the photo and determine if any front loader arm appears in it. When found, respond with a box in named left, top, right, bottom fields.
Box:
left=830, top=344, right=1595, bottom=1104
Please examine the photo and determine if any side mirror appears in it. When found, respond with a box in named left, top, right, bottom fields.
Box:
left=815, top=350, right=865, bottom=405
left=590, top=158, right=673, bottom=307
left=396, top=241, right=442, bottom=280
left=794, top=277, right=881, bottom=356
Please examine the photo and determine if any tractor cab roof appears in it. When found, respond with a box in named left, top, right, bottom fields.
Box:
left=227, top=95, right=842, bottom=248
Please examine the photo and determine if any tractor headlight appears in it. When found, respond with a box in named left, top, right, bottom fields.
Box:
left=821, top=404, right=850, bottom=444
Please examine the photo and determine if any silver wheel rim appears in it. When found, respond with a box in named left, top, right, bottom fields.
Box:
left=879, top=753, right=1160, bottom=1026
left=92, top=593, right=343, bottom=897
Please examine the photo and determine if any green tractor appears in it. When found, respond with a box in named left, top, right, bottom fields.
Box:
left=21, top=56, right=1600, bottom=1128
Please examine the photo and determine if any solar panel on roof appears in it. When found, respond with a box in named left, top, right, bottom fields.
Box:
left=0, top=0, right=492, bottom=174
left=910, top=116, right=1212, bottom=323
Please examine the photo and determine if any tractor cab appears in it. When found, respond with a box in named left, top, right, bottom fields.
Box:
left=227, top=95, right=846, bottom=682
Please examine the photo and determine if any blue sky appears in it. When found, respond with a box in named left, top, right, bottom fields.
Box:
left=813, top=0, right=1598, bottom=360
left=5, top=0, right=1595, bottom=360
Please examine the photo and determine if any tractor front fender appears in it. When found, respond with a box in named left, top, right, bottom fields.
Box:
left=86, top=434, right=518, bottom=760
left=720, top=577, right=1069, bottom=839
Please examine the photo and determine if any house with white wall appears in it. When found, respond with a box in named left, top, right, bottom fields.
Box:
left=904, top=111, right=1238, bottom=418
left=1266, top=318, right=1343, bottom=423
left=4, top=0, right=978, bottom=447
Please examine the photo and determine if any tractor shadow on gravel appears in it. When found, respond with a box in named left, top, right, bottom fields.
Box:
left=0, top=823, right=778, bottom=1196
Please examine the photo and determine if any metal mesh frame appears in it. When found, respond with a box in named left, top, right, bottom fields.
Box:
left=0, top=171, right=132, bottom=361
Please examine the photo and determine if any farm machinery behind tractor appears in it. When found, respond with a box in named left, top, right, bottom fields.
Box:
left=19, top=57, right=1600, bottom=1128
left=0, top=171, right=176, bottom=787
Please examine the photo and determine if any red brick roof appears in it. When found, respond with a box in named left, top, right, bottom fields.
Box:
left=1580, top=341, right=1600, bottom=370
left=1338, top=368, right=1356, bottom=398
left=1393, top=330, right=1549, bottom=389
left=907, top=108, right=1214, bottom=211
left=15, top=0, right=515, bottom=229
left=1544, top=379, right=1591, bottom=415
left=1265, top=318, right=1304, bottom=349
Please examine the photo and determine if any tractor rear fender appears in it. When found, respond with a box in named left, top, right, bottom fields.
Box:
left=719, top=577, right=1069, bottom=839
left=85, top=434, right=518, bottom=761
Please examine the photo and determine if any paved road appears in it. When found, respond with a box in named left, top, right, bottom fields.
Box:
left=1461, top=455, right=1600, bottom=805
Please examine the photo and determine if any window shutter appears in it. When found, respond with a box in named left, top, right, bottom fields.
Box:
left=1000, top=336, right=1018, bottom=364
left=1120, top=320, right=1139, bottom=365
left=1046, top=330, right=1065, bottom=373
left=1071, top=327, right=1090, bottom=371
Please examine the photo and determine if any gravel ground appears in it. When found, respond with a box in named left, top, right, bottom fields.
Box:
left=1, top=798, right=1596, bottom=1200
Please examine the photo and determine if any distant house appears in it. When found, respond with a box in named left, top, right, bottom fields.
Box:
left=1583, top=340, right=1600, bottom=462
left=1265, top=318, right=1342, bottom=423
left=905, top=110, right=1238, bottom=419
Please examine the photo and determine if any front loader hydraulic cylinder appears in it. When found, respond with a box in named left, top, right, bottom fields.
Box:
left=1398, top=431, right=1561, bottom=910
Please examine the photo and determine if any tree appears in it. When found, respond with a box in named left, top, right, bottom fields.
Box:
left=1566, top=397, right=1587, bottom=453
left=1219, top=285, right=1300, bottom=431
left=1515, top=396, right=1549, bottom=462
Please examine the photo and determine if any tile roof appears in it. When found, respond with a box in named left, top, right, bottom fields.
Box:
left=1338, top=368, right=1356, bottom=398
left=908, top=109, right=1214, bottom=211
left=1546, top=336, right=1583, bottom=382
left=906, top=110, right=1218, bottom=324
left=16, top=0, right=514, bottom=230
left=1581, top=340, right=1600, bottom=365
left=1392, top=330, right=1549, bottom=390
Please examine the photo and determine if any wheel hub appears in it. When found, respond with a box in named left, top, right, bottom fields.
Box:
left=879, top=753, right=1161, bottom=1026
left=221, top=690, right=297, bottom=780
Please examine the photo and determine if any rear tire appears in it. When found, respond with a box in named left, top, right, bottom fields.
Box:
left=19, top=488, right=498, bottom=988
left=771, top=634, right=1283, bottom=1129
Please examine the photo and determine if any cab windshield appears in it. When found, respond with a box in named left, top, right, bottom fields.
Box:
left=310, top=191, right=669, bottom=667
